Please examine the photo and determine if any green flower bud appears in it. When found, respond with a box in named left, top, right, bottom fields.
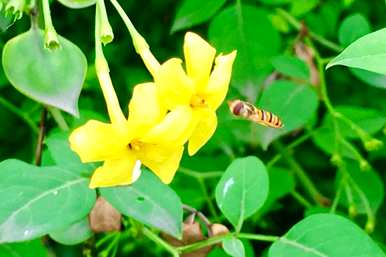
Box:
left=5, top=0, right=25, bottom=20
left=330, top=153, right=343, bottom=167
left=364, top=138, right=383, bottom=152
left=348, top=205, right=357, bottom=218
left=365, top=218, right=375, bottom=234
left=359, top=159, right=370, bottom=171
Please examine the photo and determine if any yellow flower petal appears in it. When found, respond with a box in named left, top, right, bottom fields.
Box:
left=69, top=120, right=131, bottom=162
left=142, top=106, right=194, bottom=146
left=139, top=145, right=184, bottom=184
left=89, top=152, right=141, bottom=188
left=184, top=32, right=216, bottom=92
left=128, top=82, right=165, bottom=136
left=205, top=51, right=237, bottom=110
left=155, top=58, right=194, bottom=109
left=188, top=108, right=217, bottom=156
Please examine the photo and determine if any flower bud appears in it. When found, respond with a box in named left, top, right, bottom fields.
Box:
left=209, top=223, right=230, bottom=237
left=364, top=138, right=383, bottom=152
left=5, top=0, right=25, bottom=20
left=348, top=205, right=357, bottom=218
left=359, top=159, right=370, bottom=171
left=330, top=153, right=343, bottom=167
left=365, top=218, right=375, bottom=234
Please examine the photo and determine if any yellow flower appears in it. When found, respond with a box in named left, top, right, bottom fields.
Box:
left=70, top=80, right=192, bottom=188
left=144, top=32, right=236, bottom=155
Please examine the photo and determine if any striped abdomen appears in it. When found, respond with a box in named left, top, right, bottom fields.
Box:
left=228, top=100, right=283, bottom=128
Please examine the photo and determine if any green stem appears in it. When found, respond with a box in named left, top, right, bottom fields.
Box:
left=177, top=234, right=229, bottom=254
left=0, top=96, right=38, bottom=134
left=198, top=178, right=219, bottom=219
left=274, top=142, right=327, bottom=205
left=142, top=227, right=179, bottom=257
left=48, top=107, right=69, bottom=131
left=291, top=191, right=312, bottom=208
left=96, top=0, right=114, bottom=44
left=179, top=167, right=223, bottom=179
left=330, top=177, right=345, bottom=213
left=267, top=131, right=314, bottom=168
left=237, top=233, right=279, bottom=242
left=276, top=8, right=343, bottom=52
left=41, top=0, right=59, bottom=49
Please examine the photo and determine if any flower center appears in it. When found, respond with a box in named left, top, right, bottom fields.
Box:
left=190, top=95, right=207, bottom=108
left=128, top=140, right=143, bottom=151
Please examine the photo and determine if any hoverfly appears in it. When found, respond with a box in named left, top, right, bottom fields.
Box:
left=228, top=99, right=284, bottom=128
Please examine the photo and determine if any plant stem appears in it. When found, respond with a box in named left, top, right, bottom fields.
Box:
left=330, top=177, right=344, bottom=213
left=267, top=131, right=314, bottom=168
left=142, top=227, right=179, bottom=257
left=109, top=0, right=160, bottom=76
left=48, top=107, right=69, bottom=131
left=41, top=0, right=59, bottom=49
left=198, top=178, right=220, bottom=220
left=291, top=191, right=312, bottom=208
left=0, top=96, right=38, bottom=134
left=177, top=234, right=229, bottom=254
left=274, top=142, right=328, bottom=206
left=179, top=167, right=223, bottom=179
left=35, top=107, right=47, bottom=166
left=237, top=233, right=279, bottom=242
left=276, top=8, right=343, bottom=52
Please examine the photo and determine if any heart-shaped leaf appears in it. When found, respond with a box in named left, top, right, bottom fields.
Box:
left=269, top=214, right=386, bottom=257
left=101, top=170, right=183, bottom=238
left=0, top=159, right=96, bottom=243
left=215, top=156, right=269, bottom=231
left=254, top=80, right=319, bottom=150
left=327, top=28, right=386, bottom=75
left=56, top=0, right=96, bottom=8
left=2, top=29, right=87, bottom=116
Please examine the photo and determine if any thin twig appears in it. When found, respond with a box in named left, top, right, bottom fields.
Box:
left=35, top=107, right=47, bottom=166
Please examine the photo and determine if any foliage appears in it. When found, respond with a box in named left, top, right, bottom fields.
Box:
left=0, top=0, right=385, bottom=257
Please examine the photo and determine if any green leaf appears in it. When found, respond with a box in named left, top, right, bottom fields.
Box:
left=0, top=240, right=49, bottom=257
left=327, top=28, right=386, bottom=75
left=337, top=161, right=384, bottom=214
left=337, top=14, right=386, bottom=89
left=0, top=159, right=96, bottom=243
left=101, top=170, right=183, bottom=238
left=271, top=55, right=310, bottom=81
left=338, top=13, right=371, bottom=47
left=269, top=214, right=386, bottom=257
left=313, top=106, right=386, bottom=156
left=215, top=156, right=269, bottom=230
left=171, top=0, right=226, bottom=33
left=350, top=68, right=386, bottom=89
left=56, top=0, right=96, bottom=8
left=2, top=29, right=87, bottom=116
left=49, top=217, right=92, bottom=245
left=257, top=0, right=291, bottom=5
left=0, top=11, right=15, bottom=32
left=44, top=130, right=95, bottom=176
left=223, top=237, right=246, bottom=257
left=257, top=167, right=295, bottom=217
left=254, top=81, right=319, bottom=150
left=209, top=4, right=281, bottom=95
left=290, top=0, right=319, bottom=17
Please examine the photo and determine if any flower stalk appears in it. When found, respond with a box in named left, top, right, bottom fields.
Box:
left=41, top=0, right=59, bottom=49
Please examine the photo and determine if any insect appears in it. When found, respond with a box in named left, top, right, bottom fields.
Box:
left=228, top=99, right=284, bottom=128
